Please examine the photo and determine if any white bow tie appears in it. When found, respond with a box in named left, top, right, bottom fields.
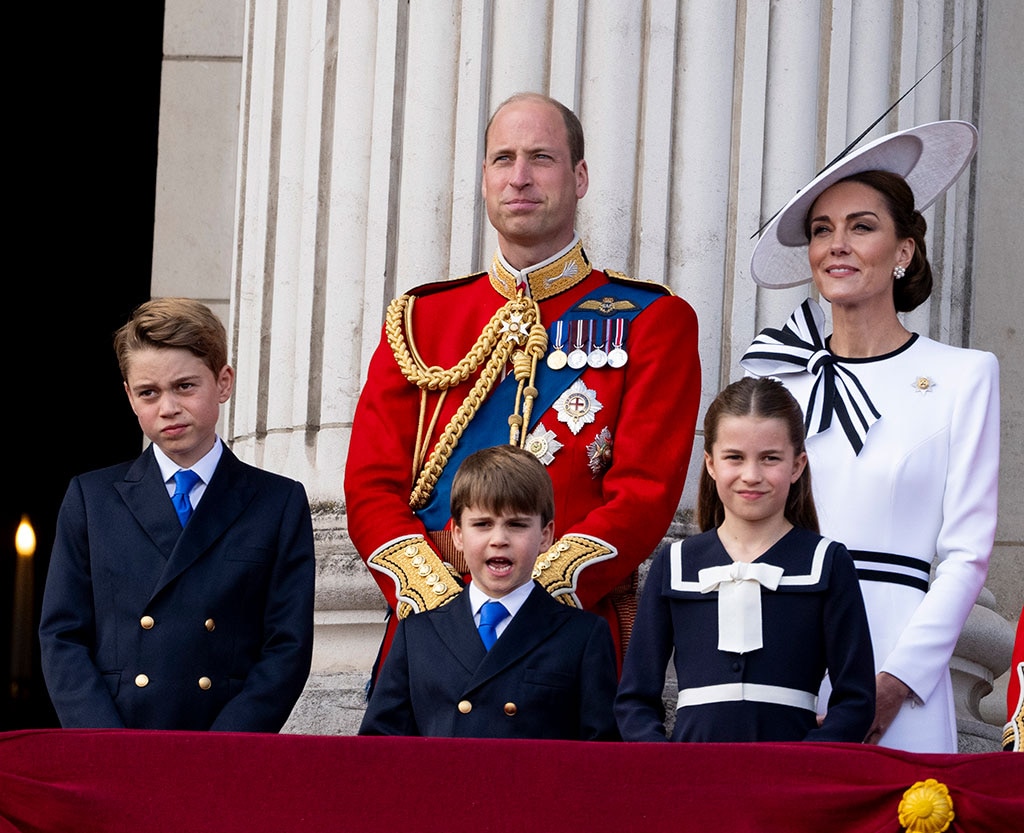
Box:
left=698, top=561, right=785, bottom=654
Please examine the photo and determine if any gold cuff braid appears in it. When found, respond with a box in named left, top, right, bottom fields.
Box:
left=367, top=537, right=463, bottom=617
left=532, top=535, right=616, bottom=607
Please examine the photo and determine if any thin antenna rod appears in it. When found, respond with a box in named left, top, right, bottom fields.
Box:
left=750, top=37, right=966, bottom=240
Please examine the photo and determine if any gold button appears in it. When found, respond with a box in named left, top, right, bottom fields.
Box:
left=504, top=702, right=517, bottom=716
left=204, top=618, right=216, bottom=632
left=135, top=674, right=149, bottom=688
left=140, top=615, right=155, bottom=630
left=433, top=583, right=447, bottom=594
left=458, top=700, right=472, bottom=714
left=198, top=677, right=212, bottom=690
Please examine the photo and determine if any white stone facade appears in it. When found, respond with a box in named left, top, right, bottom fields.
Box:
left=152, top=0, right=1022, bottom=745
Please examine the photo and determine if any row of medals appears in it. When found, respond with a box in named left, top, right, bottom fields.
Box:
left=546, top=319, right=628, bottom=371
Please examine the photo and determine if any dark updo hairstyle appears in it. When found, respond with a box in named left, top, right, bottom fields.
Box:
left=832, top=170, right=933, bottom=312
left=697, top=377, right=819, bottom=534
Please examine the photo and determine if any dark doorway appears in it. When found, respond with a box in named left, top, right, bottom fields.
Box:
left=4, top=4, right=165, bottom=729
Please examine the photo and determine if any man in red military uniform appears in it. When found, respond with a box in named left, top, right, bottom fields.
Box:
left=345, top=92, right=701, bottom=684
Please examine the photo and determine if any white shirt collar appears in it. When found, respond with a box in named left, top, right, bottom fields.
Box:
left=153, top=438, right=224, bottom=495
left=468, top=579, right=535, bottom=620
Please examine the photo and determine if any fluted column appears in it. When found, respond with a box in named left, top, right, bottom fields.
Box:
left=227, top=1, right=1001, bottom=739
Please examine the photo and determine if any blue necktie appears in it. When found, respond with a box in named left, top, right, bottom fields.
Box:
left=172, top=470, right=201, bottom=527
left=478, top=600, right=509, bottom=650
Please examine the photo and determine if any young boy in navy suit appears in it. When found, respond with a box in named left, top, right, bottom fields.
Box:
left=39, top=298, right=315, bottom=731
left=358, top=444, right=619, bottom=739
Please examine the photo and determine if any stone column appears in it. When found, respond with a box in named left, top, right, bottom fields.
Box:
left=222, top=1, right=1011, bottom=740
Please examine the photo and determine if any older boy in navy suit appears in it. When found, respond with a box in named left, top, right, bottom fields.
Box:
left=39, top=298, right=315, bottom=731
left=358, top=444, right=619, bottom=739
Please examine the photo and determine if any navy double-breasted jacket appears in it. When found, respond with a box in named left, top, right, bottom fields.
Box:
left=39, top=444, right=315, bottom=731
left=359, top=582, right=619, bottom=740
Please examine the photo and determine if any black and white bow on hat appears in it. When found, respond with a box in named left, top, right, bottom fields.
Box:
left=740, top=299, right=880, bottom=455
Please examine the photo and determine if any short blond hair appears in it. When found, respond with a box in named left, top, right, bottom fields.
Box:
left=114, top=297, right=228, bottom=381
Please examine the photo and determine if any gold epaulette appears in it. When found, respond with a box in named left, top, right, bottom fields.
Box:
left=367, top=536, right=462, bottom=617
left=604, top=269, right=674, bottom=296
left=532, top=534, right=616, bottom=608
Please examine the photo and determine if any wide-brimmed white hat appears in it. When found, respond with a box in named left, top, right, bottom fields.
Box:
left=750, top=120, right=978, bottom=288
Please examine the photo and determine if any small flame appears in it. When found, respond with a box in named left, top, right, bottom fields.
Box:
left=15, top=515, right=36, bottom=558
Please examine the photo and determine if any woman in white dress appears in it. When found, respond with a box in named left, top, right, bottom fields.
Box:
left=741, top=121, right=1000, bottom=753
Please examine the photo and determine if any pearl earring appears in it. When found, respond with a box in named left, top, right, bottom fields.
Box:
left=893, top=264, right=906, bottom=280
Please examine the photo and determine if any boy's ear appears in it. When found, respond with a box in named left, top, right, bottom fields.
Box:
left=217, top=365, right=235, bottom=403
left=540, top=519, right=554, bottom=551
left=451, top=522, right=464, bottom=552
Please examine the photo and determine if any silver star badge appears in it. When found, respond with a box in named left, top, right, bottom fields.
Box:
left=554, top=379, right=603, bottom=435
left=524, top=423, right=563, bottom=465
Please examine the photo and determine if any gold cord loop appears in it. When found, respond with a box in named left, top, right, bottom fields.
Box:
left=386, top=292, right=544, bottom=508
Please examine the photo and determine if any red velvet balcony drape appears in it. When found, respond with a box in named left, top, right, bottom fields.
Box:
left=1, top=729, right=1019, bottom=833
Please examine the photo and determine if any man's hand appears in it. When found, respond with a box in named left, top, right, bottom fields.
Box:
left=864, top=671, right=912, bottom=745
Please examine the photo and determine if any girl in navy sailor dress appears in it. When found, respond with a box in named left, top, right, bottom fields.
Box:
left=615, top=378, right=875, bottom=742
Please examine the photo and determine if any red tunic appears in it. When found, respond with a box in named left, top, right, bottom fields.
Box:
left=1006, top=610, right=1024, bottom=751
left=345, top=248, right=701, bottom=676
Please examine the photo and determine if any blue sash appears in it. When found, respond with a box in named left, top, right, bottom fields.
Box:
left=415, top=280, right=664, bottom=530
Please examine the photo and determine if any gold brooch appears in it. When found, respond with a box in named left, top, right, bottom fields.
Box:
left=912, top=376, right=935, bottom=394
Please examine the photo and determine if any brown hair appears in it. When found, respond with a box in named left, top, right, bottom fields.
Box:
left=484, top=92, right=585, bottom=168
left=114, top=297, right=229, bottom=381
left=697, top=377, right=819, bottom=533
left=813, top=169, right=933, bottom=312
left=451, top=445, right=555, bottom=528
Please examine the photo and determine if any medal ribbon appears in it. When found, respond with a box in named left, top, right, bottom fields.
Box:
left=552, top=320, right=565, bottom=351
left=612, top=319, right=625, bottom=349
left=740, top=299, right=880, bottom=455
